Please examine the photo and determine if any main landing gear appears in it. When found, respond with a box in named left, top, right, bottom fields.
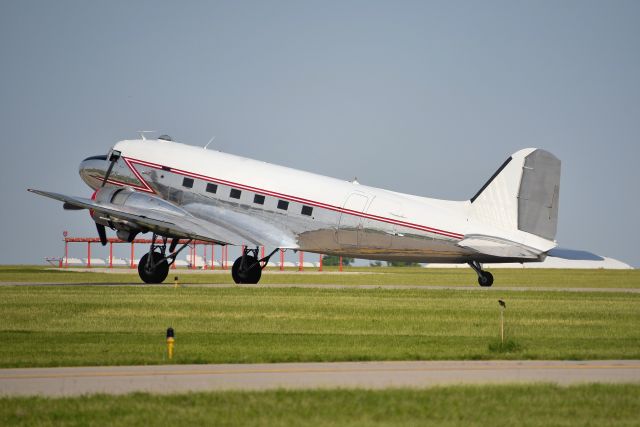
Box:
left=468, top=261, right=494, bottom=287
left=232, top=247, right=280, bottom=284
left=138, top=234, right=191, bottom=284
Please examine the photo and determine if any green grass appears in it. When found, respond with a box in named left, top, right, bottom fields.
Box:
left=1, top=265, right=639, bottom=288
left=2, top=385, right=639, bottom=426
left=1, top=286, right=639, bottom=367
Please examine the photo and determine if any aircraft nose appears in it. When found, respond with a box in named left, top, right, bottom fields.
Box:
left=79, top=155, right=109, bottom=190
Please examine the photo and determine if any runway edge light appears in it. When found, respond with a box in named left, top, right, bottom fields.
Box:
left=166, top=327, right=175, bottom=360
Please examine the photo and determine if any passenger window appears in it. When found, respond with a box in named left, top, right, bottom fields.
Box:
left=254, top=194, right=265, bottom=205
left=301, top=205, right=313, bottom=216
left=230, top=189, right=241, bottom=199
left=277, top=200, right=289, bottom=210
left=182, top=177, right=194, bottom=188
left=206, top=183, right=217, bottom=194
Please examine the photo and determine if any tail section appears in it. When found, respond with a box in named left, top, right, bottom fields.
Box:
left=470, top=148, right=561, bottom=241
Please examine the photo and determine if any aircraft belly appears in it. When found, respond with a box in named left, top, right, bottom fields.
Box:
left=299, top=227, right=473, bottom=263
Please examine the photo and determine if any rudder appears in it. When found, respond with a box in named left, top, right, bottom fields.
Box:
left=470, top=148, right=561, bottom=242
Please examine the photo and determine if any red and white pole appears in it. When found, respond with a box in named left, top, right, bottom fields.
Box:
left=339, top=256, right=343, bottom=272
left=130, top=242, right=135, bottom=268
left=203, top=244, right=208, bottom=270
left=319, top=254, right=323, bottom=272
left=299, top=251, right=304, bottom=272
left=280, top=249, right=284, bottom=271
left=87, top=242, right=91, bottom=268
left=109, top=241, right=113, bottom=268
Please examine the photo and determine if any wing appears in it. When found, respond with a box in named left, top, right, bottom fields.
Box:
left=28, top=189, right=296, bottom=248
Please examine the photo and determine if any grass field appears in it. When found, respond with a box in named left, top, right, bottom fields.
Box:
left=1, top=283, right=639, bottom=367
left=1, top=265, right=639, bottom=288
left=2, top=385, right=640, bottom=426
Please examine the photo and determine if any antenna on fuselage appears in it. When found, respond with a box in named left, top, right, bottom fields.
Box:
left=136, top=130, right=157, bottom=140
left=204, top=136, right=216, bottom=150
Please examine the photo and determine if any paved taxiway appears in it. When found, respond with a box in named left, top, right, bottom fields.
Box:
left=2, top=282, right=639, bottom=293
left=1, top=361, right=639, bottom=396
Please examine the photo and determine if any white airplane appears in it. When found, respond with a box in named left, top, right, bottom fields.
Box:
left=29, top=135, right=560, bottom=286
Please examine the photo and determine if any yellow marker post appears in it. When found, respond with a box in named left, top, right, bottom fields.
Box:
left=174, top=276, right=179, bottom=289
left=166, top=327, right=175, bottom=360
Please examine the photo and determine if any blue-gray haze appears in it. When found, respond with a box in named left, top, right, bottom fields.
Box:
left=1, top=1, right=638, bottom=267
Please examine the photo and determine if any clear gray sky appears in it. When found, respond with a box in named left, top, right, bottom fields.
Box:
left=1, top=1, right=639, bottom=266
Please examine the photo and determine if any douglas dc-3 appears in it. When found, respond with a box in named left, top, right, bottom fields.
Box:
left=29, top=135, right=561, bottom=286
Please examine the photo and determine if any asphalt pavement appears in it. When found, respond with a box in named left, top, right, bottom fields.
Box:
left=1, top=360, right=639, bottom=396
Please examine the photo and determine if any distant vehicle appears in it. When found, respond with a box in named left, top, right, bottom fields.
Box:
left=29, top=135, right=560, bottom=286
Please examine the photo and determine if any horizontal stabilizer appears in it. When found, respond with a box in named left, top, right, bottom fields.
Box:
left=547, top=248, right=604, bottom=261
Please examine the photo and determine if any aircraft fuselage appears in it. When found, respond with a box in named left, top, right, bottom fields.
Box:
left=78, top=139, right=541, bottom=264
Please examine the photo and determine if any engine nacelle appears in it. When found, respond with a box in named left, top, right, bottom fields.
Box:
left=91, top=187, right=187, bottom=234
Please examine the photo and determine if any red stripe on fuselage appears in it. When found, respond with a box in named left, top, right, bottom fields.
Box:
left=121, top=156, right=464, bottom=240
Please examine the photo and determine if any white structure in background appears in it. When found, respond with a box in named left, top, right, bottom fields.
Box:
left=80, top=258, right=106, bottom=266
left=424, top=248, right=633, bottom=269
left=174, top=259, right=189, bottom=267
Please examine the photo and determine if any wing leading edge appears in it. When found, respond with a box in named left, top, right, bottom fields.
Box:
left=28, top=189, right=249, bottom=246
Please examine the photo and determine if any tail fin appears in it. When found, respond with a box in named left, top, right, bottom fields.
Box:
left=470, top=148, right=561, bottom=241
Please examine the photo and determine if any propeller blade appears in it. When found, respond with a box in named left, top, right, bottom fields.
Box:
left=96, top=223, right=108, bottom=246
left=101, top=150, right=121, bottom=188
left=169, top=238, right=180, bottom=253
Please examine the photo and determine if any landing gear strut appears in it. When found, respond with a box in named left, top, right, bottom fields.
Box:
left=138, top=234, right=190, bottom=284
left=468, top=261, right=494, bottom=287
left=232, top=247, right=280, bottom=284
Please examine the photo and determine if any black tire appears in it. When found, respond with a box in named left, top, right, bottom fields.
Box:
left=478, top=271, right=494, bottom=287
left=138, top=252, right=169, bottom=284
left=231, top=256, right=262, bottom=284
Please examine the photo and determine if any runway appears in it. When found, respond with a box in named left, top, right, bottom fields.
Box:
left=1, top=360, right=639, bottom=396
left=1, top=282, right=639, bottom=293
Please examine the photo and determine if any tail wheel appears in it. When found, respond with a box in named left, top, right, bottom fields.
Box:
left=478, top=271, right=494, bottom=287
left=232, top=256, right=262, bottom=284
left=138, top=252, right=169, bottom=284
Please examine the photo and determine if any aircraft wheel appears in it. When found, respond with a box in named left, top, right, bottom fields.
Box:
left=232, top=256, right=262, bottom=284
left=138, top=252, right=169, bottom=284
left=478, top=271, right=494, bottom=287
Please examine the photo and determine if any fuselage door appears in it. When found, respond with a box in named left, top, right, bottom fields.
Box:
left=337, top=193, right=369, bottom=247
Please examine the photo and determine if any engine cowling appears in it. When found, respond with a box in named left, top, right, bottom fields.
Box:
left=91, top=187, right=187, bottom=236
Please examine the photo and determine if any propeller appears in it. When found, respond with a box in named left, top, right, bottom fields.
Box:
left=101, top=150, right=121, bottom=187
left=96, top=223, right=108, bottom=246
left=169, top=238, right=180, bottom=253
left=87, top=190, right=108, bottom=246
left=92, top=150, right=122, bottom=246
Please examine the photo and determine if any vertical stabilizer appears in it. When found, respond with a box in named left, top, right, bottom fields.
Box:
left=470, top=148, right=561, bottom=242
